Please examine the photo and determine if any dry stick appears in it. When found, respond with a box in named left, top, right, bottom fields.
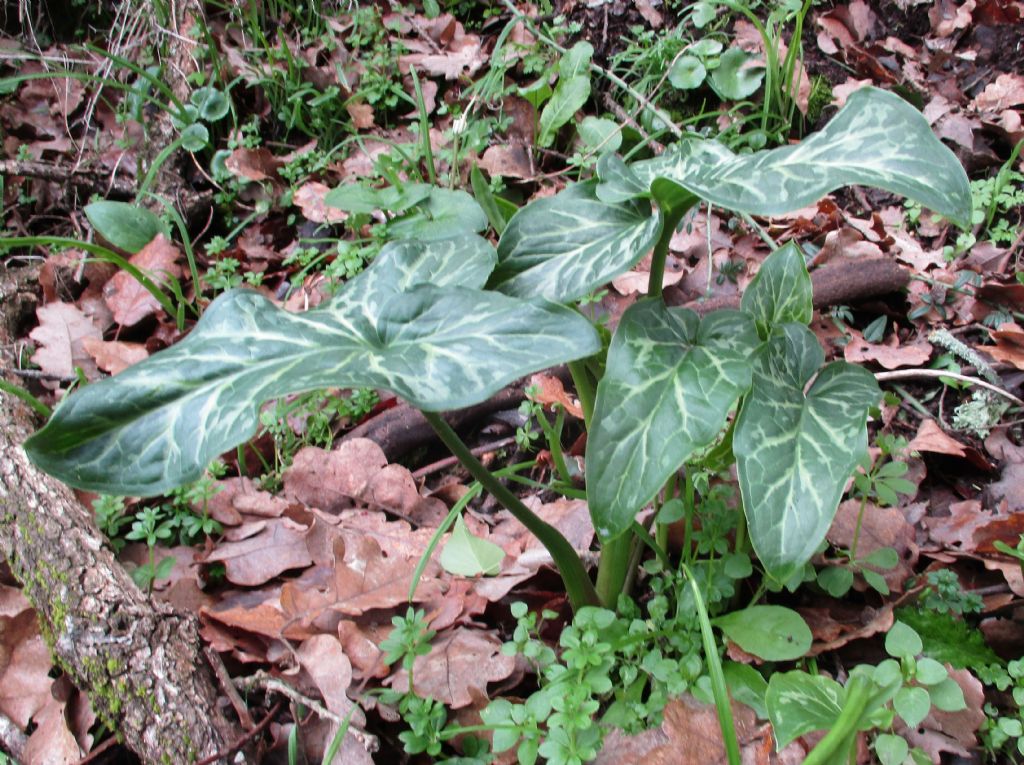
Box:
left=875, top=369, right=1024, bottom=407
left=72, top=735, right=118, bottom=765
left=193, top=701, right=283, bottom=765
left=234, top=672, right=379, bottom=754
left=498, top=0, right=683, bottom=138
left=204, top=646, right=256, bottom=731
left=412, top=436, right=518, bottom=479
left=0, top=159, right=136, bottom=197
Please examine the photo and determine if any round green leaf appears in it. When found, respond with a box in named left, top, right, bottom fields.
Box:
left=874, top=733, right=909, bottom=765
left=656, top=498, right=686, bottom=525
left=668, top=55, right=707, bottom=90
left=817, top=565, right=853, bottom=597
left=885, top=621, right=923, bottom=658
left=180, top=123, right=209, bottom=152
left=190, top=86, right=230, bottom=121
left=709, top=48, right=765, bottom=100
left=84, top=201, right=165, bottom=253
left=713, top=605, right=811, bottom=661
left=440, top=515, right=505, bottom=576
left=894, top=686, right=930, bottom=729
left=914, top=657, right=948, bottom=686
left=689, top=39, right=724, bottom=58
left=927, top=677, right=966, bottom=711
left=863, top=546, right=900, bottom=569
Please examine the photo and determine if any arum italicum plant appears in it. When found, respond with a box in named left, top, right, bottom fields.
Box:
left=24, top=88, right=970, bottom=613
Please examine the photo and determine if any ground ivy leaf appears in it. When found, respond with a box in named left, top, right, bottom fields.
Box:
left=491, top=181, right=662, bottom=304
left=24, top=235, right=601, bottom=495
left=587, top=302, right=758, bottom=541
left=734, top=323, right=880, bottom=581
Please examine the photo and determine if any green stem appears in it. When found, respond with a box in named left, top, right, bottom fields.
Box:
left=595, top=533, right=633, bottom=608
left=647, top=205, right=689, bottom=299
left=409, top=66, right=437, bottom=186
left=849, top=496, right=868, bottom=562
left=423, top=411, right=599, bottom=611
left=537, top=407, right=571, bottom=486
left=137, top=136, right=184, bottom=200
left=801, top=674, right=871, bottom=765
left=567, top=359, right=596, bottom=430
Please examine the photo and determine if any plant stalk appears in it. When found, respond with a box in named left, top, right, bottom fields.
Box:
left=647, top=205, right=690, bottom=299
left=567, top=359, right=597, bottom=430
left=423, top=411, right=599, bottom=611
left=801, top=674, right=871, bottom=765
left=595, top=533, right=633, bottom=607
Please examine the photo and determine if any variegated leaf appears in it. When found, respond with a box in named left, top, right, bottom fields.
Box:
left=740, top=242, right=813, bottom=337
left=587, top=301, right=759, bottom=540
left=734, top=324, right=880, bottom=581
left=489, top=181, right=662, bottom=304
left=631, top=87, right=972, bottom=227
left=766, top=671, right=846, bottom=748
left=24, top=235, right=602, bottom=495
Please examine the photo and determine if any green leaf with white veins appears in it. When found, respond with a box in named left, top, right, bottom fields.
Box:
left=741, top=242, right=813, bottom=337
left=766, top=671, right=845, bottom=748
left=587, top=301, right=759, bottom=541
left=629, top=87, right=972, bottom=227
left=490, top=181, right=662, bottom=304
left=735, top=324, right=880, bottom=581
left=24, top=235, right=602, bottom=496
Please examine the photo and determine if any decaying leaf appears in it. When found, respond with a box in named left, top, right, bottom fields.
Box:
left=102, top=234, right=183, bottom=326
left=29, top=301, right=102, bottom=378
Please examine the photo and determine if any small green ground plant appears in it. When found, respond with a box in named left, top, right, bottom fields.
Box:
left=21, top=87, right=972, bottom=759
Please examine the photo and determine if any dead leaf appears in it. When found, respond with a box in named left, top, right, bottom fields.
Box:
left=527, top=373, right=584, bottom=419
left=205, top=519, right=313, bottom=586
left=827, top=500, right=917, bottom=592
left=102, top=234, right=183, bottom=326
left=908, top=419, right=994, bottom=471
left=802, top=602, right=895, bottom=655
left=297, top=634, right=362, bottom=724
left=345, top=102, right=375, bottom=130
left=225, top=147, right=284, bottom=183
left=23, top=692, right=84, bottom=764
left=595, top=694, right=772, bottom=764
left=973, top=72, right=1024, bottom=112
left=329, top=535, right=443, bottom=616
left=986, top=322, right=1024, bottom=369
left=385, top=629, right=515, bottom=709
left=284, top=439, right=389, bottom=513
left=81, top=337, right=148, bottom=375
left=843, top=329, right=932, bottom=369
left=634, top=0, right=663, bottom=27
left=29, top=301, right=101, bottom=378
left=293, top=181, right=348, bottom=224
left=478, top=144, right=534, bottom=179
left=0, top=597, right=52, bottom=729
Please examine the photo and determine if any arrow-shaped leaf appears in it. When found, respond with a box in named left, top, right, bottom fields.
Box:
left=734, top=324, right=880, bottom=581
left=587, top=301, right=759, bottom=540
left=631, top=87, right=972, bottom=227
left=741, top=241, right=813, bottom=337
left=490, top=181, right=662, bottom=304
left=24, top=235, right=602, bottom=495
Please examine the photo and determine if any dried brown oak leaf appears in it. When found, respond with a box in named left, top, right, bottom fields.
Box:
left=827, top=499, right=917, bottom=593
left=29, top=301, right=102, bottom=379
left=102, top=234, right=183, bottom=326
left=0, top=586, right=54, bottom=729
left=385, top=628, right=515, bottom=709
left=205, top=518, right=314, bottom=586
left=81, top=337, right=148, bottom=375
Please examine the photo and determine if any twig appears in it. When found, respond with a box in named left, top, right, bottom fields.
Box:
left=234, top=672, right=379, bottom=754
left=876, top=369, right=1024, bottom=407
left=1, top=367, right=77, bottom=383
left=498, top=0, right=682, bottom=138
left=73, top=735, right=117, bottom=765
left=193, top=701, right=283, bottom=765
left=204, top=646, right=256, bottom=731
left=0, top=159, right=136, bottom=197
left=412, top=436, right=518, bottom=479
